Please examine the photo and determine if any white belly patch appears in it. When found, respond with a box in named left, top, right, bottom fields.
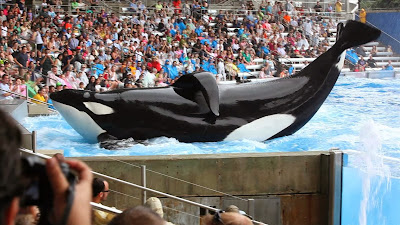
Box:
left=53, top=101, right=106, bottom=143
left=224, top=114, right=296, bottom=141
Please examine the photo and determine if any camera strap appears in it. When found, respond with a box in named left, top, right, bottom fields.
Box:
left=58, top=181, right=76, bottom=225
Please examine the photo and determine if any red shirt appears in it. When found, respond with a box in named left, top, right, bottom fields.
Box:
left=151, top=61, right=162, bottom=71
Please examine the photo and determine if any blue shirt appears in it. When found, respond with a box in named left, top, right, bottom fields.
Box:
left=238, top=63, right=250, bottom=72
left=195, top=27, right=203, bottom=36
left=93, top=63, right=105, bottom=77
left=385, top=65, right=394, bottom=70
left=261, top=46, right=270, bottom=55
left=200, top=39, right=211, bottom=45
left=168, top=65, right=179, bottom=80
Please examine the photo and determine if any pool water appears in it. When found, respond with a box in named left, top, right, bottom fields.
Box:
left=22, top=77, right=400, bottom=225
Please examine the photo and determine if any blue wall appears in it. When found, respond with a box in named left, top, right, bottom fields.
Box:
left=367, top=12, right=400, bottom=54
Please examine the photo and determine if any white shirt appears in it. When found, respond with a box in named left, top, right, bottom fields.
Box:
left=1, top=26, right=7, bottom=37
left=0, top=83, right=12, bottom=100
left=143, top=71, right=156, bottom=87
left=80, top=72, right=89, bottom=86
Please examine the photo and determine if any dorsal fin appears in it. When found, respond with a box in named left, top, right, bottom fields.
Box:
left=172, top=72, right=219, bottom=116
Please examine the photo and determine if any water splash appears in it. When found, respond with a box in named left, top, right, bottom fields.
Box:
left=357, top=120, right=391, bottom=225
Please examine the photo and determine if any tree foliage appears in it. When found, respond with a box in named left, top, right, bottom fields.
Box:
left=362, top=0, right=400, bottom=9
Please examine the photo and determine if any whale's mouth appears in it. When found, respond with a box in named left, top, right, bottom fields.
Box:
left=52, top=101, right=105, bottom=143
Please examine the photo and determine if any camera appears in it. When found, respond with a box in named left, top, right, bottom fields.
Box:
left=19, top=155, right=77, bottom=225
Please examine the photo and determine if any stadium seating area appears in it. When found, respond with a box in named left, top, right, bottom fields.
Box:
left=0, top=0, right=398, bottom=102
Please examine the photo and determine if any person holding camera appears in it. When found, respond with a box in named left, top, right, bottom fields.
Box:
left=0, top=109, right=93, bottom=225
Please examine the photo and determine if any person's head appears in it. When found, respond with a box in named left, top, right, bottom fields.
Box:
left=15, top=78, right=22, bottom=85
left=21, top=46, right=28, bottom=54
left=37, top=88, right=45, bottom=96
left=49, top=85, right=55, bottom=93
left=0, top=109, right=22, bottom=225
left=101, top=180, right=109, bottom=201
left=89, top=76, right=96, bottom=83
left=2, top=74, right=9, bottom=84
left=108, top=206, right=166, bottom=225
left=92, top=177, right=105, bottom=203
left=201, top=211, right=253, bottom=225
left=79, top=82, right=85, bottom=89
left=144, top=197, right=164, bottom=218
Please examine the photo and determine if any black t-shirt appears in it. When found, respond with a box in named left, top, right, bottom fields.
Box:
left=192, top=43, right=201, bottom=53
left=41, top=56, right=53, bottom=72
left=16, top=52, right=28, bottom=67
left=367, top=59, right=376, bottom=68
left=314, top=4, right=322, bottom=12
left=199, top=49, right=208, bottom=58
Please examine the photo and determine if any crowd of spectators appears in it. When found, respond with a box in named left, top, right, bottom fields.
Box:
left=0, top=0, right=394, bottom=104
left=345, top=45, right=394, bottom=72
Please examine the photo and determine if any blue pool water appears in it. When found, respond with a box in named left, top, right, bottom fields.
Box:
left=22, top=77, right=400, bottom=225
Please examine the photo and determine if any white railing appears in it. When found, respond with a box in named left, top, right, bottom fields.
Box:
left=19, top=148, right=268, bottom=225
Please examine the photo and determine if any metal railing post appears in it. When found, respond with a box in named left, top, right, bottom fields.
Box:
left=247, top=198, right=255, bottom=219
left=141, top=165, right=147, bottom=205
left=25, top=85, right=28, bottom=99
left=32, top=130, right=37, bottom=153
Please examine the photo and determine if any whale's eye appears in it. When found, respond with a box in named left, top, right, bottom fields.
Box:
left=84, top=92, right=90, bottom=98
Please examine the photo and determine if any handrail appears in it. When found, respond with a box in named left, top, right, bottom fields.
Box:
left=19, top=148, right=267, bottom=225
left=91, top=202, right=123, bottom=214
left=0, top=87, right=59, bottom=114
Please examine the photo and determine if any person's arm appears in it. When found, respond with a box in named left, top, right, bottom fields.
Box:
left=14, top=55, right=24, bottom=68
left=0, top=85, right=12, bottom=97
left=40, top=55, right=48, bottom=64
left=48, top=55, right=54, bottom=64
left=46, top=157, right=93, bottom=225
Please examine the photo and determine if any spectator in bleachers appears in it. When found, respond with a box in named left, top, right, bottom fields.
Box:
left=0, top=0, right=391, bottom=99
left=358, top=56, right=367, bottom=71
left=370, top=45, right=378, bottom=57
left=0, top=74, right=13, bottom=100
left=335, top=0, right=342, bottom=12
left=387, top=45, right=393, bottom=53
left=14, top=45, right=29, bottom=80
left=314, top=1, right=323, bottom=12
left=109, top=206, right=166, bottom=225
left=32, top=87, right=48, bottom=104
left=367, top=55, right=377, bottom=68
left=359, top=9, right=367, bottom=23
left=384, top=60, right=394, bottom=70
left=201, top=211, right=253, bottom=225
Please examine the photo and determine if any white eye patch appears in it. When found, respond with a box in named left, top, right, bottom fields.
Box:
left=83, top=102, right=115, bottom=115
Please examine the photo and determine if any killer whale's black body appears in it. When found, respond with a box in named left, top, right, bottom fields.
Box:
left=50, top=20, right=381, bottom=147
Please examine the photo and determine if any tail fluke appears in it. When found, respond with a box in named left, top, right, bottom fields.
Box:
left=336, top=20, right=381, bottom=51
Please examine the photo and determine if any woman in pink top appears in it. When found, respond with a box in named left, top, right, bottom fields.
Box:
left=12, top=77, right=27, bottom=98
left=59, top=74, right=73, bottom=89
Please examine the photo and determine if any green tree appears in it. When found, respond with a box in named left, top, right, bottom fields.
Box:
left=362, top=0, right=400, bottom=9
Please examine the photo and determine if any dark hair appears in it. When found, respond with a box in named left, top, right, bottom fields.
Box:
left=92, top=177, right=105, bottom=198
left=108, top=206, right=165, bottom=225
left=0, top=109, right=22, bottom=223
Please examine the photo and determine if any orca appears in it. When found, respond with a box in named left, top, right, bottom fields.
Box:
left=50, top=20, right=381, bottom=148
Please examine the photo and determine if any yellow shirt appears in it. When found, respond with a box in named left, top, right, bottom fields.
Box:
left=359, top=10, right=367, bottom=23
left=93, top=209, right=115, bottom=225
left=32, top=94, right=45, bottom=104
left=155, top=3, right=163, bottom=10
left=335, top=2, right=342, bottom=12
